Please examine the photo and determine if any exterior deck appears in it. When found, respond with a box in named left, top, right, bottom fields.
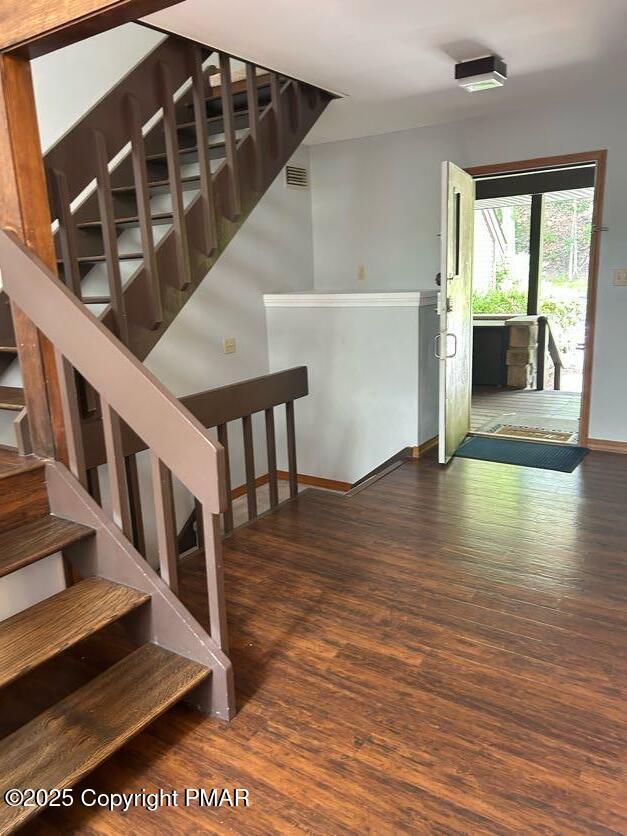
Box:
left=472, top=386, right=582, bottom=436
left=4, top=449, right=626, bottom=833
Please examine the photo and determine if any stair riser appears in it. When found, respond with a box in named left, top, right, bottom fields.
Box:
left=0, top=466, right=48, bottom=530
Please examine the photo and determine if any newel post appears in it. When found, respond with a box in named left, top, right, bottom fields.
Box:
left=0, top=53, right=67, bottom=462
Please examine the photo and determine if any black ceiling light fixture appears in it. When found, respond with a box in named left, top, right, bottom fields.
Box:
left=455, top=55, right=507, bottom=92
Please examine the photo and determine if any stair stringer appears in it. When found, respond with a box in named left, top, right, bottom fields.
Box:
left=45, top=460, right=235, bottom=720
left=103, top=80, right=332, bottom=360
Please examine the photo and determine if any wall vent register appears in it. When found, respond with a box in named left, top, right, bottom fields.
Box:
left=285, top=165, right=309, bottom=190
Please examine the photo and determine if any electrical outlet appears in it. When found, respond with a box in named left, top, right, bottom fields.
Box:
left=613, top=268, right=627, bottom=286
left=357, top=264, right=367, bottom=280
left=223, top=337, right=236, bottom=354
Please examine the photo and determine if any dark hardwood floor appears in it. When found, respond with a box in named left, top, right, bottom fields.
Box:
left=7, top=449, right=627, bottom=834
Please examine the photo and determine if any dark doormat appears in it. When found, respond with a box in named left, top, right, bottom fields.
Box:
left=455, top=436, right=588, bottom=473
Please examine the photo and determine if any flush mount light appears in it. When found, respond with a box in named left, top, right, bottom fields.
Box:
left=455, top=55, right=507, bottom=92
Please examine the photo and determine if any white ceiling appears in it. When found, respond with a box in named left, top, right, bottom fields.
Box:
left=144, top=0, right=627, bottom=144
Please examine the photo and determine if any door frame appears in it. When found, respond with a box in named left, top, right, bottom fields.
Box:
left=466, top=149, right=607, bottom=447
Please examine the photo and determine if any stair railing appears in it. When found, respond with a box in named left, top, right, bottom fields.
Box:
left=537, top=316, right=564, bottom=391
left=0, top=229, right=230, bottom=654
left=43, top=33, right=328, bottom=357
left=78, top=366, right=308, bottom=556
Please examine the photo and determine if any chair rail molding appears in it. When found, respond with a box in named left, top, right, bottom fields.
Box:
left=263, top=291, right=438, bottom=308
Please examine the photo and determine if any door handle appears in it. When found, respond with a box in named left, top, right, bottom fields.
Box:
left=434, top=332, right=458, bottom=360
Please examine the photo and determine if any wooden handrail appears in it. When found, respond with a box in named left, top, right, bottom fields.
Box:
left=80, top=366, right=308, bottom=467
left=180, top=367, right=308, bottom=426
left=0, top=230, right=226, bottom=513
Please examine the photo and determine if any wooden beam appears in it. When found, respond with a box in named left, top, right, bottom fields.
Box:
left=0, top=0, right=183, bottom=59
left=0, top=54, right=67, bottom=460
left=527, top=193, right=544, bottom=316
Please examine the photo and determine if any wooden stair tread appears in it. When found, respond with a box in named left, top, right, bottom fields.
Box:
left=0, top=449, right=40, bottom=480
left=112, top=172, right=201, bottom=194
left=145, top=139, right=227, bottom=164
left=0, top=577, right=150, bottom=688
left=0, top=515, right=94, bottom=578
left=77, top=211, right=174, bottom=231
left=0, top=643, right=210, bottom=832
left=0, top=385, right=24, bottom=411
left=57, top=252, right=143, bottom=265
left=0, top=344, right=17, bottom=353
left=176, top=108, right=249, bottom=131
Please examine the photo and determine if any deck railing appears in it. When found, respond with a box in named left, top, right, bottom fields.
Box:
left=537, top=316, right=564, bottom=391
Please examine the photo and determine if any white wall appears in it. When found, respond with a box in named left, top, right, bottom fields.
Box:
left=309, top=83, right=627, bottom=442
left=310, top=125, right=462, bottom=291
left=146, top=146, right=315, bottom=400
left=266, top=298, right=438, bottom=484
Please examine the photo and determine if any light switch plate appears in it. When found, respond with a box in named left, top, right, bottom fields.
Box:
left=613, top=268, right=627, bottom=286
left=223, top=337, right=236, bottom=354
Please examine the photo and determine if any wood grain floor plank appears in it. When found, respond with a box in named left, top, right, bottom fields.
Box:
left=10, top=450, right=627, bottom=834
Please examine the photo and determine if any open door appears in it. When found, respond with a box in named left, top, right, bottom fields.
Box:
left=438, top=162, right=475, bottom=463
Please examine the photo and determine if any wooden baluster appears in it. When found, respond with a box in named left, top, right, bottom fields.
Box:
left=125, top=93, right=162, bottom=328
left=242, top=413, right=257, bottom=520
left=286, top=400, right=298, bottom=498
left=219, top=53, right=242, bottom=219
left=78, top=375, right=99, bottom=418
left=87, top=467, right=102, bottom=505
left=549, top=328, right=562, bottom=391
left=245, top=64, right=263, bottom=193
left=126, top=453, right=146, bottom=557
left=14, top=409, right=31, bottom=457
left=217, top=422, right=233, bottom=533
left=93, top=129, right=129, bottom=345
left=201, top=506, right=229, bottom=652
left=101, top=397, right=132, bottom=538
left=151, top=453, right=180, bottom=594
left=537, top=317, right=547, bottom=391
left=265, top=406, right=279, bottom=508
left=194, top=498, right=205, bottom=548
left=189, top=44, right=218, bottom=256
left=159, top=61, right=190, bottom=290
left=270, top=72, right=283, bottom=160
left=293, top=80, right=304, bottom=134
left=55, top=350, right=87, bottom=488
left=50, top=169, right=82, bottom=299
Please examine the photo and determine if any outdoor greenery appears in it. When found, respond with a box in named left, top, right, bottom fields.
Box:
left=472, top=287, right=583, bottom=336
left=473, top=196, right=591, bottom=344
left=543, top=198, right=593, bottom=280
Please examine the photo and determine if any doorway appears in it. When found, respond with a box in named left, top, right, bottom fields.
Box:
left=466, top=151, right=606, bottom=447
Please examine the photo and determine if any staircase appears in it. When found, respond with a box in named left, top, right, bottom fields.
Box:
left=0, top=34, right=330, bottom=442
left=0, top=28, right=331, bottom=831
left=0, top=450, right=210, bottom=833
